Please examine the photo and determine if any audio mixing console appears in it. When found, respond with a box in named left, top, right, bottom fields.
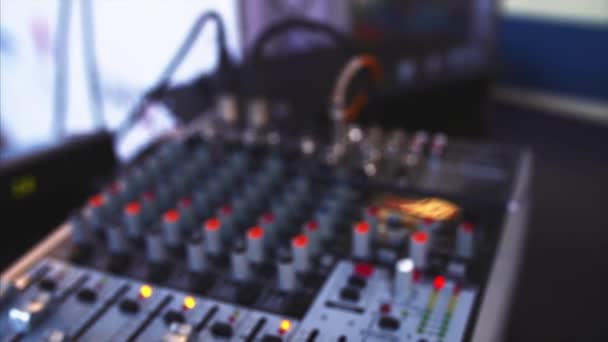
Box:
left=0, top=123, right=531, bottom=341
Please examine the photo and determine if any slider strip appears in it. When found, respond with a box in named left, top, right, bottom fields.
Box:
left=245, top=317, right=267, bottom=342
left=127, top=295, right=173, bottom=341
left=195, top=305, right=219, bottom=331
left=71, top=284, right=130, bottom=339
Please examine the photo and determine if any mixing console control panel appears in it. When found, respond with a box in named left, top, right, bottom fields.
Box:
left=1, top=125, right=531, bottom=341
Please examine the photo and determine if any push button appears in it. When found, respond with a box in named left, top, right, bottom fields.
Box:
left=261, top=334, right=283, bottom=342
left=119, top=299, right=140, bottom=314
left=163, top=310, right=185, bottom=325
left=378, top=316, right=400, bottom=330
left=76, top=288, right=97, bottom=303
left=38, top=278, right=57, bottom=292
left=339, top=287, right=360, bottom=302
left=347, top=275, right=366, bottom=288
left=211, top=321, right=233, bottom=337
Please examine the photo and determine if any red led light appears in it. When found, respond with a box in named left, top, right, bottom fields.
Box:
left=380, top=303, right=391, bottom=314
left=354, top=262, right=374, bottom=278
left=179, top=197, right=192, bottom=208
left=108, top=182, right=122, bottom=194
left=461, top=222, right=474, bottom=233
left=292, top=234, right=308, bottom=248
left=412, top=231, right=428, bottom=244
left=367, top=206, right=379, bottom=216
left=413, top=269, right=422, bottom=283
left=164, top=209, right=180, bottom=223
left=306, top=221, right=319, bottom=232
left=354, top=221, right=370, bottom=234
left=261, top=212, right=274, bottom=224
left=248, top=226, right=264, bottom=240
left=142, top=191, right=156, bottom=201
left=205, top=218, right=221, bottom=231
left=125, top=202, right=141, bottom=215
left=433, top=275, right=446, bottom=291
left=219, top=205, right=232, bottom=216
left=89, top=194, right=105, bottom=208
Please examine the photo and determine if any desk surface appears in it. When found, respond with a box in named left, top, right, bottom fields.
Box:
left=489, top=106, right=608, bottom=341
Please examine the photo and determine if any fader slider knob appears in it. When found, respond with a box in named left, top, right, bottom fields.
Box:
left=178, top=197, right=196, bottom=230
left=186, top=234, right=207, bottom=273
left=292, top=234, right=310, bottom=273
left=231, top=241, right=250, bottom=282
left=141, top=191, right=157, bottom=222
left=352, top=221, right=371, bottom=259
left=204, top=218, right=223, bottom=256
left=124, top=201, right=143, bottom=238
left=145, top=229, right=167, bottom=264
left=456, top=222, right=475, bottom=258
left=70, top=214, right=89, bottom=246
left=246, top=226, right=265, bottom=264
left=87, top=194, right=107, bottom=227
left=304, top=221, right=320, bottom=256
left=107, top=226, right=129, bottom=255
left=162, top=209, right=182, bottom=247
left=277, top=253, right=296, bottom=292
left=409, top=231, right=429, bottom=269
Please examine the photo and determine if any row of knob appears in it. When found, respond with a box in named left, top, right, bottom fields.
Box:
left=351, top=215, right=475, bottom=266
left=70, top=148, right=361, bottom=294
left=72, top=212, right=322, bottom=293
left=74, top=207, right=474, bottom=297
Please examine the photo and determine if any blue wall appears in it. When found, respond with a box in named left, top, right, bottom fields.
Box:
left=498, top=17, right=608, bottom=101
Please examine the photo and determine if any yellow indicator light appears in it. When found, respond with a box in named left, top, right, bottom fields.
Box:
left=14, top=276, right=29, bottom=290
left=183, top=296, right=196, bottom=310
left=139, top=284, right=153, bottom=299
left=280, top=319, right=291, bottom=332
left=11, top=175, right=37, bottom=199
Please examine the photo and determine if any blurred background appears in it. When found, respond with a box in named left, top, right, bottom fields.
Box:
left=0, top=0, right=607, bottom=340
left=0, top=0, right=605, bottom=152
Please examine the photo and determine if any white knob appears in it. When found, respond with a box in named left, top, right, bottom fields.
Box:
left=394, top=258, right=415, bottom=301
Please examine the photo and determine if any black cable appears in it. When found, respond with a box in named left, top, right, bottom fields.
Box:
left=269, top=0, right=317, bottom=16
left=116, top=11, right=231, bottom=137
left=156, top=12, right=229, bottom=88
left=52, top=0, right=72, bottom=138
left=248, top=18, right=353, bottom=65
left=80, top=0, right=105, bottom=129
